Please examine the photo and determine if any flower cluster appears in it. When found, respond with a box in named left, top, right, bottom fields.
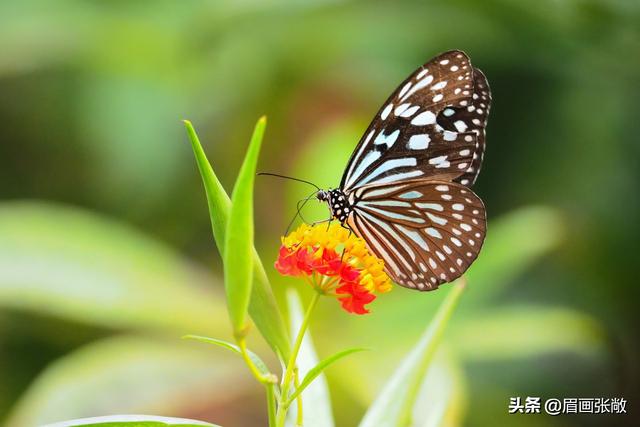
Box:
left=275, top=223, right=392, bottom=314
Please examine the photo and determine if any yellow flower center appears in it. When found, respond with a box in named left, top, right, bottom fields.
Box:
left=282, top=223, right=392, bottom=294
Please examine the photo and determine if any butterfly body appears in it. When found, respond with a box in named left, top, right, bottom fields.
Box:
left=318, top=50, right=491, bottom=291
left=317, top=189, right=351, bottom=223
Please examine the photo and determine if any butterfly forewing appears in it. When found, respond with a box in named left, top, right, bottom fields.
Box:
left=341, top=50, right=490, bottom=192
left=346, top=180, right=486, bottom=290
left=437, top=68, right=491, bottom=186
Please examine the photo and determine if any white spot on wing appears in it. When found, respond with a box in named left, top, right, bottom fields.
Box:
left=416, top=202, right=444, bottom=211
left=364, top=185, right=406, bottom=198
left=426, top=227, right=442, bottom=239
left=357, top=157, right=417, bottom=186
left=454, top=120, right=468, bottom=132
left=426, top=212, right=447, bottom=225
left=401, top=75, right=434, bottom=101
left=372, top=170, right=424, bottom=185
left=399, top=191, right=422, bottom=199
left=408, top=134, right=430, bottom=150
left=374, top=129, right=400, bottom=148
left=345, top=150, right=380, bottom=189
left=429, top=155, right=450, bottom=169
left=400, top=105, right=420, bottom=117
left=398, top=82, right=412, bottom=99
left=416, top=69, right=428, bottom=79
left=381, top=104, right=393, bottom=120
left=411, top=111, right=436, bottom=126
left=394, top=103, right=411, bottom=116
left=443, top=131, right=457, bottom=141
left=397, top=224, right=429, bottom=250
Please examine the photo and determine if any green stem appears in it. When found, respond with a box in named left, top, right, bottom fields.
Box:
left=294, top=368, right=304, bottom=426
left=238, top=339, right=278, bottom=425
left=238, top=338, right=276, bottom=385
left=266, top=382, right=277, bottom=427
left=276, top=291, right=321, bottom=426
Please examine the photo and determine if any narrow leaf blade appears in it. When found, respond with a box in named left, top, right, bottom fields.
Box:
left=224, top=117, right=265, bottom=335
left=359, top=281, right=465, bottom=427
left=288, top=347, right=368, bottom=403
left=183, top=120, right=290, bottom=360
left=41, top=415, right=219, bottom=427
left=182, top=334, right=271, bottom=376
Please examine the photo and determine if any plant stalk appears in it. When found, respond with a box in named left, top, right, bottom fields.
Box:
left=266, top=382, right=277, bottom=427
left=275, top=291, right=321, bottom=426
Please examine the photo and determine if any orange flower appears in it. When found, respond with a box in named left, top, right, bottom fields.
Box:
left=275, top=223, right=392, bottom=314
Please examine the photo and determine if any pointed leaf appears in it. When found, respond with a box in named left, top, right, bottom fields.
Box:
left=465, top=206, right=564, bottom=304
left=359, top=281, right=465, bottom=427
left=224, top=116, right=265, bottom=336
left=5, top=337, right=245, bottom=427
left=410, top=348, right=467, bottom=427
left=286, top=290, right=335, bottom=427
left=41, top=415, right=218, bottom=427
left=287, top=347, right=368, bottom=404
left=0, top=201, right=224, bottom=335
left=452, top=305, right=606, bottom=360
left=184, top=120, right=290, bottom=360
left=182, top=334, right=271, bottom=376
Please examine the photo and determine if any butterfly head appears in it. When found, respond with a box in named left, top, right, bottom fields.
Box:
left=317, top=189, right=350, bottom=223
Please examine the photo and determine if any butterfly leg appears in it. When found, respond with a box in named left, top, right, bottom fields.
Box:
left=310, top=218, right=331, bottom=227
left=340, top=222, right=353, bottom=238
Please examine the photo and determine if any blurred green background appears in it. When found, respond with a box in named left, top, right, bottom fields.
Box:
left=0, top=1, right=638, bottom=426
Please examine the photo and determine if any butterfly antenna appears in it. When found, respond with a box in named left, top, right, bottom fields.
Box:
left=257, top=172, right=321, bottom=191
left=284, top=190, right=318, bottom=235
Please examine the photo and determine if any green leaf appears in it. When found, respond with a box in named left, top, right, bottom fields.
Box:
left=224, top=116, right=265, bottom=337
left=465, top=206, right=564, bottom=304
left=359, top=281, right=465, bottom=427
left=184, top=120, right=290, bottom=360
left=451, top=305, right=606, bottom=360
left=286, top=290, right=335, bottom=427
left=402, top=345, right=468, bottom=427
left=5, top=336, right=244, bottom=427
left=182, top=334, right=271, bottom=376
left=287, top=347, right=368, bottom=405
left=0, top=201, right=224, bottom=335
left=409, top=348, right=467, bottom=427
left=41, top=415, right=218, bottom=427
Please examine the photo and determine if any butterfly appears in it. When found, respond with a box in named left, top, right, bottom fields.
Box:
left=316, top=50, right=491, bottom=291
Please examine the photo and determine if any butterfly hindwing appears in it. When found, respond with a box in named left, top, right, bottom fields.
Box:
left=346, top=180, right=486, bottom=290
left=341, top=50, right=490, bottom=192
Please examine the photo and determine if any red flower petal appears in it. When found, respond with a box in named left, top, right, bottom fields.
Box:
left=336, top=281, right=376, bottom=315
left=275, top=246, right=301, bottom=276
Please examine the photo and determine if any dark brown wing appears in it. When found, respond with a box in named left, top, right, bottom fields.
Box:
left=438, top=68, right=491, bottom=186
left=340, top=50, right=491, bottom=192
left=346, top=179, right=486, bottom=291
